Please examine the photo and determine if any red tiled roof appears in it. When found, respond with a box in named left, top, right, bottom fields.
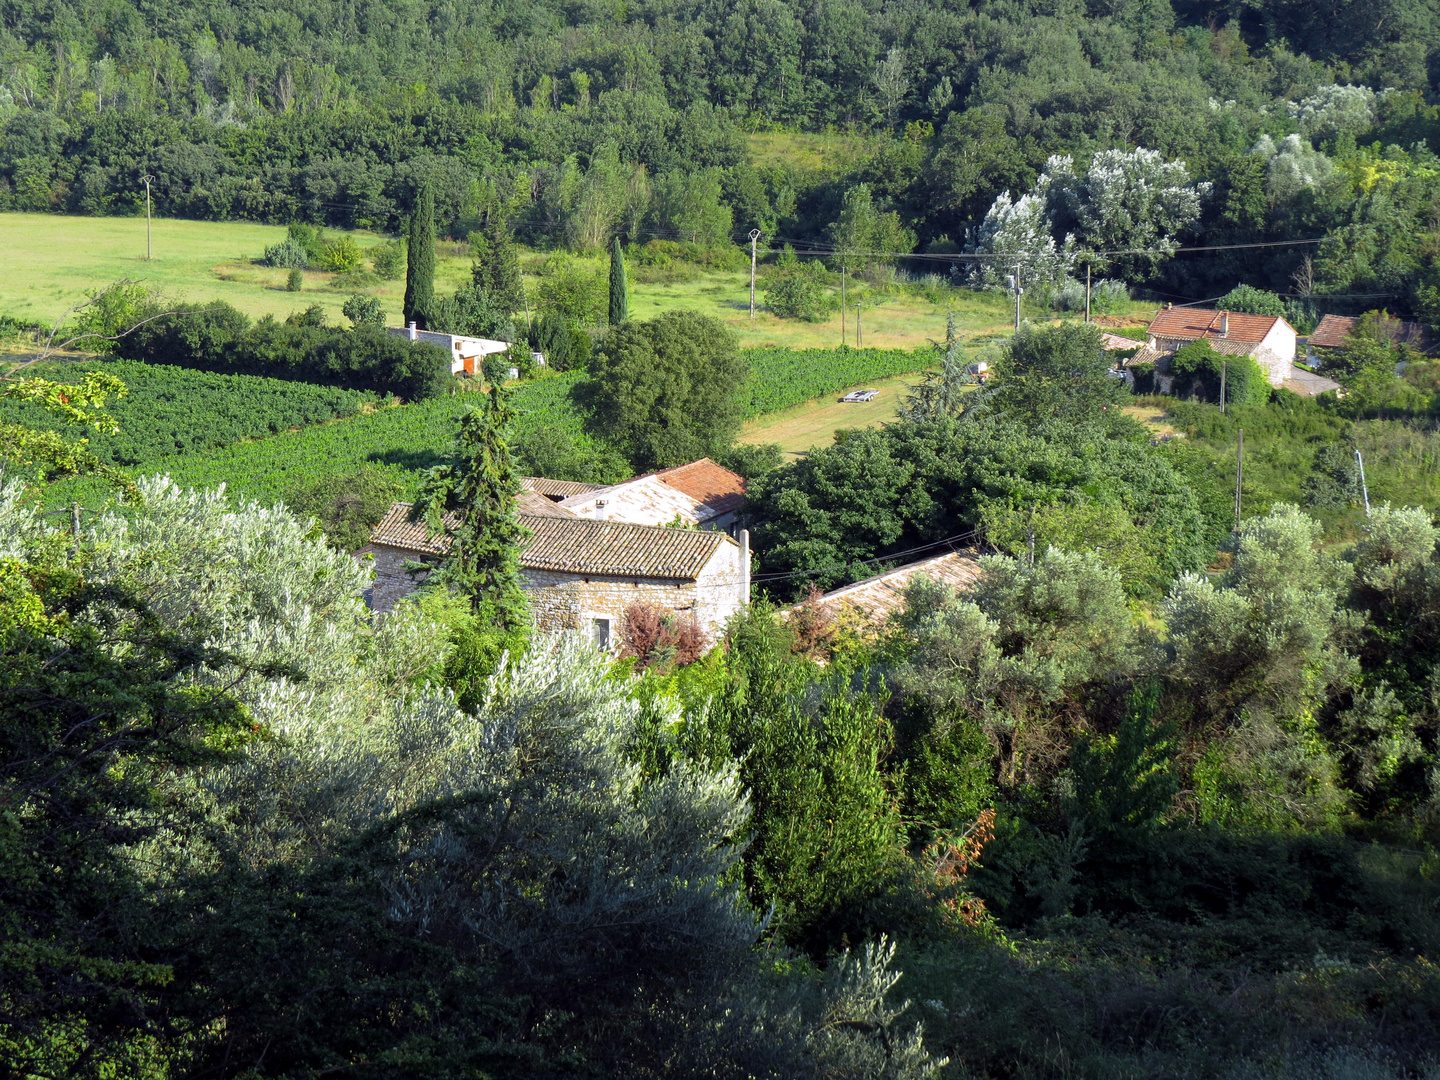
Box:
left=652, top=458, right=747, bottom=518
left=369, top=501, right=731, bottom=579
left=518, top=490, right=577, bottom=518
left=1148, top=307, right=1284, bottom=345
left=1309, top=314, right=1435, bottom=353
left=1308, top=314, right=1356, bottom=349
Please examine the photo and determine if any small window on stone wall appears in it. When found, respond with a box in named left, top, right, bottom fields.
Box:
left=591, top=617, right=611, bottom=649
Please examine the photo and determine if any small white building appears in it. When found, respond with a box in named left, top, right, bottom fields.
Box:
left=1135, top=306, right=1298, bottom=392
left=389, top=322, right=510, bottom=375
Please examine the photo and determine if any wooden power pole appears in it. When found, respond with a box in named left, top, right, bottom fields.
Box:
left=1235, top=427, right=1244, bottom=526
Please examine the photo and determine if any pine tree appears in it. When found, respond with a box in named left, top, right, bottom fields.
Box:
left=472, top=214, right=526, bottom=315
left=608, top=236, right=629, bottom=326
left=897, top=312, right=972, bottom=422
left=410, top=385, right=532, bottom=628
left=403, top=186, right=436, bottom=330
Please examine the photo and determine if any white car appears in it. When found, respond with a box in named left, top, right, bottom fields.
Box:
left=841, top=390, right=879, bottom=403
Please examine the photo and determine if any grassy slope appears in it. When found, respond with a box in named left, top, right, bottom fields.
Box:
left=1, top=212, right=1141, bottom=352
left=739, top=373, right=926, bottom=456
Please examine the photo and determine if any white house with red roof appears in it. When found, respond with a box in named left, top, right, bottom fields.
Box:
left=1139, top=305, right=1298, bottom=391
left=549, top=458, right=748, bottom=532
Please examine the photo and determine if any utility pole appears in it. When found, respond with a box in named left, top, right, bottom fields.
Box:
left=748, top=229, right=761, bottom=319
left=140, top=173, right=155, bottom=260
left=854, top=303, right=862, bottom=348
left=1220, top=361, right=1227, bottom=415
left=1356, top=448, right=1371, bottom=516
left=1084, top=264, right=1091, bottom=323
left=1235, top=427, right=1244, bottom=526
left=1009, top=264, right=1023, bottom=330
left=840, top=262, right=847, bottom=347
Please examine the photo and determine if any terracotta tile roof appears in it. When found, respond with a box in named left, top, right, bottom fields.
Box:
left=652, top=458, right=748, bottom=518
left=1101, top=332, right=1143, bottom=350
left=1148, top=307, right=1286, bottom=345
left=817, top=550, right=983, bottom=621
left=1308, top=314, right=1356, bottom=349
left=369, top=501, right=731, bottom=579
left=522, top=476, right=604, bottom=498
left=518, top=490, right=577, bottom=518
left=1309, top=314, right=1435, bottom=353
left=522, top=516, right=732, bottom=578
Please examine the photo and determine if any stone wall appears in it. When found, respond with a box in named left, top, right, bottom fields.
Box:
left=359, top=543, right=747, bottom=646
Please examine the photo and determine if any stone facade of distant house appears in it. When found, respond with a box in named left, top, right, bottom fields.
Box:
left=555, top=458, right=749, bottom=532
left=1132, top=306, right=1298, bottom=393
left=388, top=323, right=512, bottom=375
left=359, top=498, right=751, bottom=645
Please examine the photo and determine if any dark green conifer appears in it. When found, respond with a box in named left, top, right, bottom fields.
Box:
left=608, top=235, right=629, bottom=326
left=403, top=186, right=436, bottom=329
left=472, top=214, right=526, bottom=315
left=410, top=385, right=532, bottom=628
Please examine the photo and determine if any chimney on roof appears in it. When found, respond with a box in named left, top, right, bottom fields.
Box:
left=1219, top=312, right=1229, bottom=337
left=1165, top=302, right=1173, bottom=310
left=407, top=321, right=418, bottom=341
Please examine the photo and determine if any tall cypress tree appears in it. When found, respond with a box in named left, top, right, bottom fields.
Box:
left=403, top=186, right=436, bottom=330
left=608, top=236, right=629, bottom=326
left=472, top=214, right=526, bottom=316
left=410, top=385, right=532, bottom=628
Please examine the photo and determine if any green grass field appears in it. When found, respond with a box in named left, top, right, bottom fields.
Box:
left=1, top=212, right=1151, bottom=353
left=738, top=372, right=927, bottom=456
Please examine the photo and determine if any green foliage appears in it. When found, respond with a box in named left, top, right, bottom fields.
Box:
left=984, top=321, right=1128, bottom=421
left=608, top=235, right=629, bottom=325
left=530, top=311, right=590, bottom=372
left=429, top=281, right=514, bottom=339
left=751, top=412, right=1208, bottom=598
left=261, top=237, right=309, bottom=269
left=403, top=186, right=435, bottom=329
left=283, top=465, right=406, bottom=550
left=411, top=386, right=531, bottom=626
left=0, top=359, right=375, bottom=468
left=716, top=441, right=784, bottom=479
left=467, top=217, right=525, bottom=314
left=341, top=292, right=384, bottom=327
left=745, top=345, right=925, bottom=415
left=898, top=313, right=974, bottom=423
left=534, top=255, right=606, bottom=325
left=369, top=239, right=404, bottom=280
left=586, top=311, right=749, bottom=470
left=1171, top=339, right=1271, bottom=406
left=285, top=267, right=302, bottom=292
left=117, top=301, right=451, bottom=400
left=765, top=266, right=833, bottom=321
left=652, top=169, right=734, bottom=245
left=1217, top=283, right=1288, bottom=317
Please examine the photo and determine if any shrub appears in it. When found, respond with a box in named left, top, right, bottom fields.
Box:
left=315, top=235, right=363, bottom=273
left=286, top=268, right=303, bottom=291
left=117, top=302, right=451, bottom=401
left=1170, top=340, right=1270, bottom=406
left=766, top=269, right=832, bottom=321
left=341, top=293, right=384, bottom=327
left=535, top=256, right=606, bottom=325
left=369, top=240, right=404, bottom=279
left=1217, top=283, right=1287, bottom=318
left=262, top=238, right=310, bottom=268
left=530, top=313, right=589, bottom=372
left=1053, top=278, right=1129, bottom=313
left=618, top=603, right=709, bottom=670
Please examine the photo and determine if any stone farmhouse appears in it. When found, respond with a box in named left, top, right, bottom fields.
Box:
left=530, top=458, right=748, bottom=532
left=361, top=497, right=751, bottom=646
left=1135, top=306, right=1299, bottom=392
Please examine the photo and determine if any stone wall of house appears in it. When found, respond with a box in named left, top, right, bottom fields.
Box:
left=359, top=543, right=748, bottom=644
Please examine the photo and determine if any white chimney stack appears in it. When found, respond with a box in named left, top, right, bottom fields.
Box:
left=739, top=529, right=751, bottom=604
left=407, top=321, right=418, bottom=341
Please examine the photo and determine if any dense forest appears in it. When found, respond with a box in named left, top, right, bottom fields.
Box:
left=3, top=0, right=1440, bottom=310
